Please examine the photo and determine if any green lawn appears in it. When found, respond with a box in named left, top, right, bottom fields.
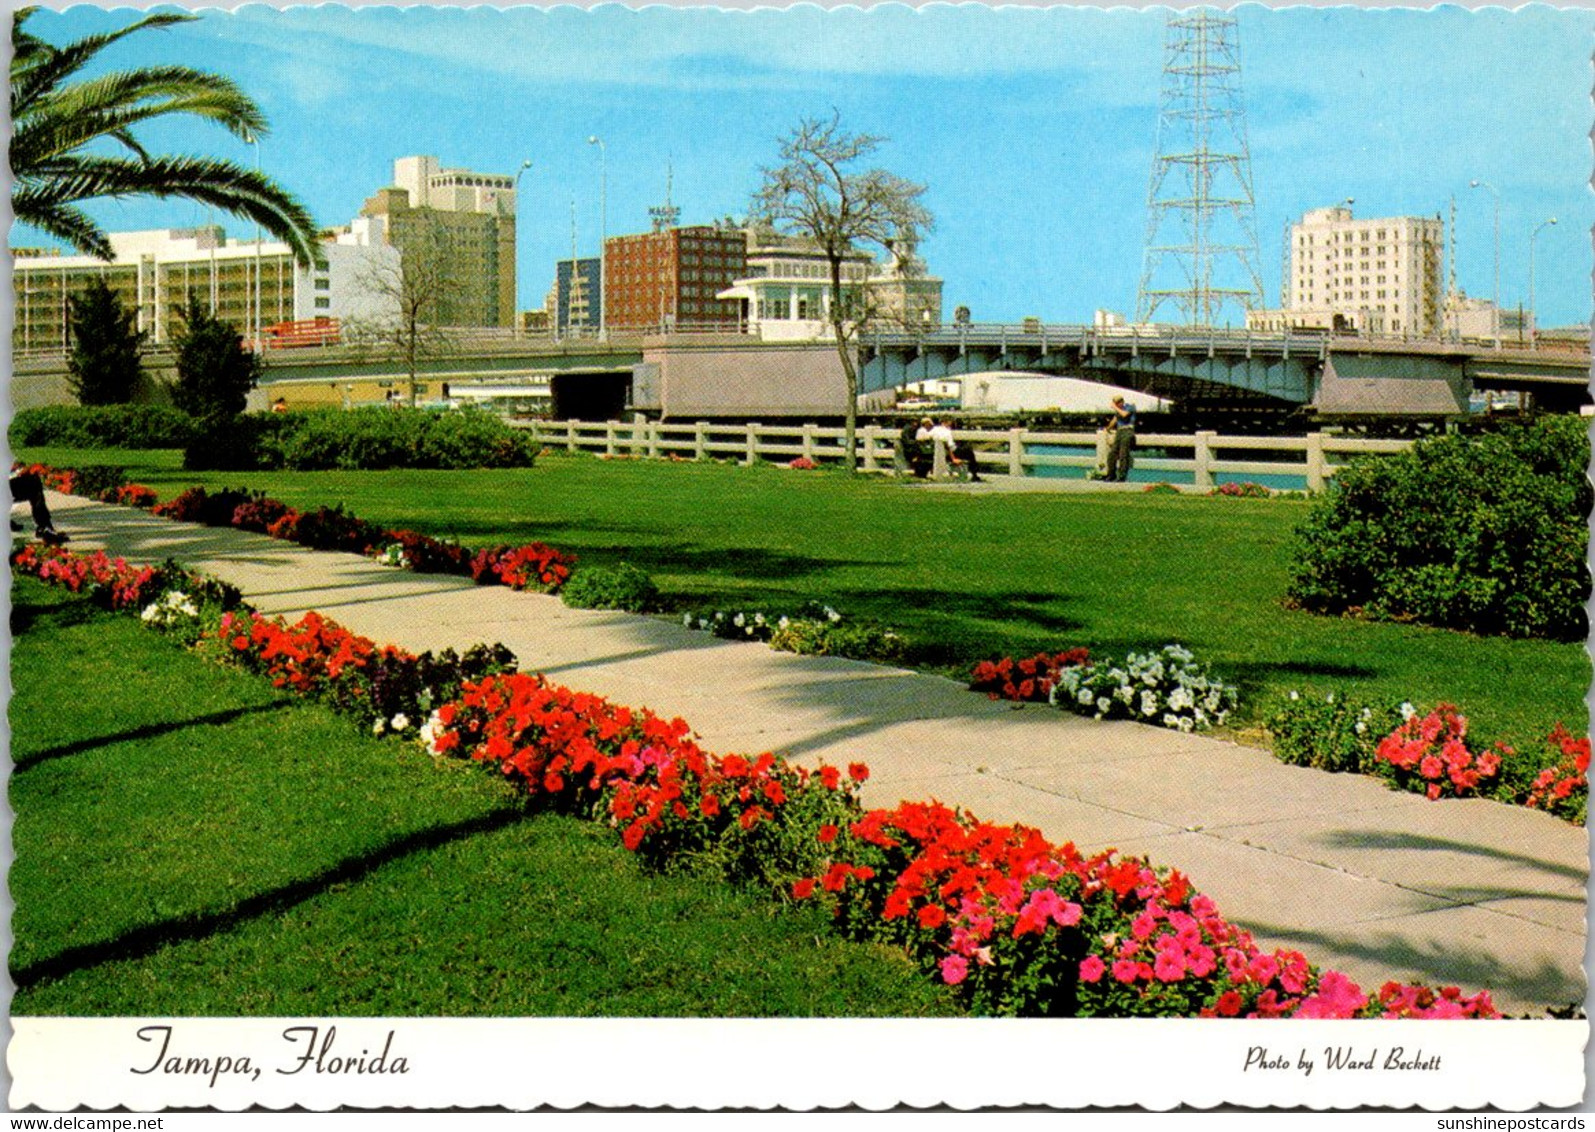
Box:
left=20, top=444, right=1590, bottom=745
left=9, top=578, right=959, bottom=1017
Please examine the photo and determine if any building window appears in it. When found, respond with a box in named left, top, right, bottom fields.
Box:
left=314, top=297, right=331, bottom=309
left=314, top=277, right=330, bottom=290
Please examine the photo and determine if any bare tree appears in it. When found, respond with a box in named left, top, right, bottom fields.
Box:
left=751, top=113, right=933, bottom=471
left=346, top=224, right=460, bottom=406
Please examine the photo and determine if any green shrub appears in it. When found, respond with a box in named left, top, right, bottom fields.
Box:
left=258, top=407, right=537, bottom=471
left=768, top=618, right=904, bottom=662
left=1265, top=691, right=1403, bottom=775
left=1286, top=416, right=1591, bottom=641
left=560, top=563, right=660, bottom=612
left=10, top=404, right=196, bottom=449
left=67, top=465, right=129, bottom=500
left=416, top=408, right=539, bottom=469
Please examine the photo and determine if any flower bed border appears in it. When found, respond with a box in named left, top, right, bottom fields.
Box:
left=12, top=542, right=1503, bottom=1020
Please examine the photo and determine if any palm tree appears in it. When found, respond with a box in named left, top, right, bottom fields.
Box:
left=11, top=6, right=322, bottom=267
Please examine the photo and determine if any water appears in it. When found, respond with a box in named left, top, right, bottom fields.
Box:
left=1027, top=444, right=1310, bottom=492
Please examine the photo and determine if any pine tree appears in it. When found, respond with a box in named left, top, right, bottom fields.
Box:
left=66, top=278, right=144, bottom=404
left=171, top=293, right=262, bottom=420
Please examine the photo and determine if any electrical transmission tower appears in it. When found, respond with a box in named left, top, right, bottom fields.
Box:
left=1136, top=9, right=1264, bottom=327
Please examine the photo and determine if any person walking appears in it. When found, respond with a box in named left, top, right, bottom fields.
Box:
left=10, top=471, right=68, bottom=545
left=1106, top=395, right=1137, bottom=482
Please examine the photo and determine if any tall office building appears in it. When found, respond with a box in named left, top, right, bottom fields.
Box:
left=548, top=257, right=602, bottom=335
left=1249, top=205, right=1444, bottom=336
left=357, top=156, right=519, bottom=328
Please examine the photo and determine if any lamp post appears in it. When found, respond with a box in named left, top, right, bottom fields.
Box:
left=513, top=160, right=532, bottom=335
left=587, top=136, right=606, bottom=340
left=248, top=134, right=263, bottom=354
left=1468, top=179, right=1500, bottom=340
left=1529, top=216, right=1557, bottom=345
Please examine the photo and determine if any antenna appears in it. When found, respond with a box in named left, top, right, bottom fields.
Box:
left=649, top=160, right=681, bottom=233
left=1136, top=10, right=1265, bottom=326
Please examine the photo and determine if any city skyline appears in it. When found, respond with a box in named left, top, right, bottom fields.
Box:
left=16, top=4, right=1595, bottom=329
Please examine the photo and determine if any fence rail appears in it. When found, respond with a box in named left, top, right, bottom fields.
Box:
left=515, top=419, right=1415, bottom=491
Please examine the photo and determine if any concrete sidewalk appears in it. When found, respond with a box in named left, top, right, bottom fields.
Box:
left=38, top=491, right=1589, bottom=1013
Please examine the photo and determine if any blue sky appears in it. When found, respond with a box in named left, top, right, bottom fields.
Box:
left=19, top=3, right=1595, bottom=327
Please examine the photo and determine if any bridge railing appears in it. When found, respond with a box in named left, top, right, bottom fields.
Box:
left=516, top=418, right=1414, bottom=491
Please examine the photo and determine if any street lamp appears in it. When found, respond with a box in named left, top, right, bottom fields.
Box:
left=1469, top=179, right=1500, bottom=339
left=588, top=135, right=606, bottom=339
left=248, top=134, right=263, bottom=354
left=512, top=160, right=532, bottom=336
left=1529, top=216, right=1557, bottom=344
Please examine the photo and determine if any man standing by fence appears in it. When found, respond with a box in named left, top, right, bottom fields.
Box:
left=1106, top=396, right=1137, bottom=482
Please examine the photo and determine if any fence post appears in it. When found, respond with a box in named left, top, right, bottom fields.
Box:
left=745, top=423, right=760, bottom=466
left=565, top=420, right=577, bottom=454
left=1008, top=427, right=1025, bottom=477
left=694, top=421, right=709, bottom=461
left=862, top=425, right=879, bottom=473
left=604, top=421, right=617, bottom=457
left=647, top=421, right=660, bottom=459
left=802, top=423, right=816, bottom=462
left=632, top=418, right=645, bottom=457
left=1193, top=430, right=1215, bottom=490
left=1306, top=432, right=1326, bottom=492
left=932, top=437, right=948, bottom=479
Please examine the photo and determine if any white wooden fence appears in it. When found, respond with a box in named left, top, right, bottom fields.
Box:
left=516, top=418, right=1414, bottom=491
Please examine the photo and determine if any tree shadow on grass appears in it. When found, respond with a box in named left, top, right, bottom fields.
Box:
left=10, top=596, right=104, bottom=636
left=13, top=700, right=297, bottom=774
left=11, top=805, right=528, bottom=991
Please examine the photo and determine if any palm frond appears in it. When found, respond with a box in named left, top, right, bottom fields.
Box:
left=9, top=195, right=113, bottom=260
left=11, top=9, right=195, bottom=117
left=14, top=68, right=270, bottom=168
left=19, top=155, right=324, bottom=268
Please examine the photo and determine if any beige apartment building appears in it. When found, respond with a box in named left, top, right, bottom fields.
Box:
left=355, top=156, right=518, bottom=328
left=1248, top=206, right=1444, bottom=336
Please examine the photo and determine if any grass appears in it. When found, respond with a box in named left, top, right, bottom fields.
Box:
left=19, top=443, right=1590, bottom=745
left=9, top=578, right=960, bottom=1017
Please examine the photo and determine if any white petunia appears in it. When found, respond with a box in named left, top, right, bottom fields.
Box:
left=391, top=713, right=410, bottom=731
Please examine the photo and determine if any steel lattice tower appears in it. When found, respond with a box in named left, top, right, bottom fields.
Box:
left=1136, top=10, right=1264, bottom=326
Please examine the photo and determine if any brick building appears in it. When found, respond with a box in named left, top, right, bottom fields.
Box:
left=603, top=225, right=747, bottom=331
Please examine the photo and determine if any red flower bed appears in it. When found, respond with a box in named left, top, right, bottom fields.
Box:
left=469, top=543, right=576, bottom=592
left=11, top=543, right=159, bottom=610
left=423, top=675, right=1499, bottom=1020
left=381, top=529, right=472, bottom=575
left=1524, top=724, right=1590, bottom=821
left=1375, top=705, right=1504, bottom=801
left=970, top=649, right=1091, bottom=703
left=12, top=462, right=76, bottom=494
left=104, top=483, right=159, bottom=508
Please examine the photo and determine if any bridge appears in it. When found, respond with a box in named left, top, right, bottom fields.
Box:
left=11, top=323, right=1588, bottom=417
left=859, top=324, right=1592, bottom=415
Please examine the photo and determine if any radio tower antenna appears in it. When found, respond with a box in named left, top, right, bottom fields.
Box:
left=1136, top=9, right=1264, bottom=327
left=649, top=159, right=681, bottom=233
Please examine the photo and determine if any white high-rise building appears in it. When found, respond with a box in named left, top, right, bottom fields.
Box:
left=1248, top=206, right=1444, bottom=337
left=11, top=227, right=399, bottom=351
